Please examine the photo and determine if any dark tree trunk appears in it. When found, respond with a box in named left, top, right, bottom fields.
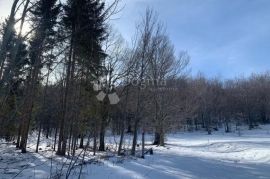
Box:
left=131, top=120, right=138, bottom=156
left=248, top=113, right=254, bottom=130
left=93, top=126, right=97, bottom=156
left=195, top=118, right=198, bottom=130
left=46, top=127, right=49, bottom=139
left=153, top=128, right=165, bottom=146
left=99, top=126, right=105, bottom=151
left=53, top=127, right=58, bottom=151
left=16, top=123, right=22, bottom=148
left=20, top=103, right=33, bottom=153
left=79, top=135, right=84, bottom=149
left=141, top=131, right=145, bottom=159
left=225, top=119, right=230, bottom=133
left=127, top=124, right=132, bottom=133
left=153, top=132, right=160, bottom=145
left=36, top=123, right=42, bottom=153
left=117, top=123, right=125, bottom=156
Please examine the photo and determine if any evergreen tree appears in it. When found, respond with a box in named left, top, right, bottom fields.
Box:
left=0, top=0, right=20, bottom=77
left=0, top=36, right=28, bottom=141
left=0, top=19, right=17, bottom=82
left=57, top=0, right=107, bottom=155
left=63, top=0, right=107, bottom=69
left=19, top=0, right=60, bottom=153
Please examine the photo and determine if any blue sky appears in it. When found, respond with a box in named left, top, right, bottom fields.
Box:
left=1, top=0, right=270, bottom=79
left=110, top=0, right=270, bottom=79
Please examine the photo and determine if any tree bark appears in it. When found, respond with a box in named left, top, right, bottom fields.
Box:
left=79, top=135, right=84, bottom=149
left=16, top=123, right=21, bottom=148
left=99, top=124, right=105, bottom=151
left=36, top=122, right=42, bottom=153
left=141, top=131, right=145, bottom=159
left=131, top=120, right=138, bottom=156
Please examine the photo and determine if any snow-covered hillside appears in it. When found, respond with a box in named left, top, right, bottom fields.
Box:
left=1, top=126, right=270, bottom=179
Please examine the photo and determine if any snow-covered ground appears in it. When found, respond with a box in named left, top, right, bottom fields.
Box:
left=1, top=126, right=270, bottom=179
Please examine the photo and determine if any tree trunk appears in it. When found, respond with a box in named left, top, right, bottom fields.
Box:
left=117, top=123, right=125, bottom=156
left=57, top=38, right=74, bottom=156
left=131, top=120, right=138, bottom=156
left=160, top=131, right=165, bottom=146
left=53, top=127, right=58, bottom=151
left=79, top=135, right=84, bottom=149
left=20, top=100, right=33, bottom=153
left=71, top=136, right=76, bottom=156
left=153, top=132, right=160, bottom=145
left=141, top=131, right=145, bottom=159
left=153, top=127, right=165, bottom=146
left=16, top=124, right=21, bottom=148
left=36, top=122, right=42, bottom=153
left=93, top=125, right=97, bottom=156
left=99, top=125, right=105, bottom=151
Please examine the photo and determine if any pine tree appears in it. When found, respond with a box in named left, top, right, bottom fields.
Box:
left=0, top=19, right=17, bottom=83
left=57, top=0, right=107, bottom=155
left=0, top=0, right=20, bottom=78
left=0, top=35, right=28, bottom=141
left=19, top=0, right=60, bottom=153
left=63, top=0, right=107, bottom=68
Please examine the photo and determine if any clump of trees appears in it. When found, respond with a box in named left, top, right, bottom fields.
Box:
left=181, top=73, right=270, bottom=133
left=0, top=0, right=269, bottom=159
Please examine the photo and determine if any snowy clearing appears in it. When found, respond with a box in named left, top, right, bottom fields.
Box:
left=1, top=126, right=270, bottom=179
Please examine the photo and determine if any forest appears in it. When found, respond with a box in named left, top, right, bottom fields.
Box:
left=0, top=0, right=270, bottom=178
